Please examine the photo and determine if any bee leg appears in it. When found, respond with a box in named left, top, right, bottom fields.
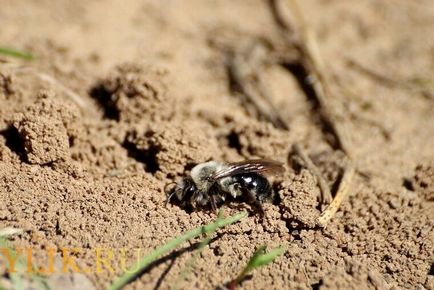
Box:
left=241, top=187, right=265, bottom=217
left=209, top=183, right=222, bottom=214
left=210, top=195, right=218, bottom=214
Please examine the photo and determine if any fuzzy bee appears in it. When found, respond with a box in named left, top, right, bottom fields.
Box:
left=165, top=159, right=284, bottom=214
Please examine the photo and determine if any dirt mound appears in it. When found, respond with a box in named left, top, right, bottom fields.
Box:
left=91, top=63, right=175, bottom=123
left=10, top=92, right=79, bottom=165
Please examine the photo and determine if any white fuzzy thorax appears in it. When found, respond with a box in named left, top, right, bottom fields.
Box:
left=190, top=161, right=226, bottom=192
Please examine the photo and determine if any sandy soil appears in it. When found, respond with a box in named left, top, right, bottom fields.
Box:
left=0, top=0, right=433, bottom=289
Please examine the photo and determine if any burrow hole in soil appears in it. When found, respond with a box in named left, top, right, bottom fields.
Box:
left=89, top=84, right=121, bottom=121
left=402, top=178, right=414, bottom=191
left=121, top=138, right=160, bottom=174
left=0, top=125, right=26, bottom=162
left=311, top=281, right=322, bottom=290
left=226, top=131, right=242, bottom=154
left=429, top=263, right=434, bottom=276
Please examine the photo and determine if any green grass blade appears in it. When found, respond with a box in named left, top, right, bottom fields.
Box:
left=170, top=235, right=212, bottom=290
left=0, top=47, right=34, bottom=60
left=171, top=209, right=226, bottom=290
left=247, top=245, right=285, bottom=268
left=0, top=230, right=50, bottom=290
left=107, top=211, right=248, bottom=290
left=234, top=245, right=285, bottom=285
left=0, top=237, right=24, bottom=290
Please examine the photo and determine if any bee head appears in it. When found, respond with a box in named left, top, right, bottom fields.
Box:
left=179, top=177, right=198, bottom=201
left=165, top=177, right=198, bottom=206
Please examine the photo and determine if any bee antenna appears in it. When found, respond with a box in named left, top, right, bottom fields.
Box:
left=164, top=181, right=181, bottom=206
left=164, top=181, right=178, bottom=194
left=166, top=190, right=177, bottom=206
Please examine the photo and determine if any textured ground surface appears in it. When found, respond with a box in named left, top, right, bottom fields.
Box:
left=0, top=0, right=433, bottom=289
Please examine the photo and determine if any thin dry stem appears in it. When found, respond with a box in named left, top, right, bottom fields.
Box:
left=270, top=0, right=352, bottom=156
left=2, top=64, right=87, bottom=109
left=292, top=143, right=332, bottom=205
left=289, top=0, right=351, bottom=156
left=347, top=58, right=434, bottom=100
left=35, top=72, right=87, bottom=108
left=227, top=41, right=289, bottom=130
left=270, top=0, right=356, bottom=224
left=317, top=164, right=355, bottom=227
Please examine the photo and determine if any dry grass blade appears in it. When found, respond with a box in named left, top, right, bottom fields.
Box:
left=288, top=0, right=351, bottom=156
left=270, top=0, right=356, bottom=227
left=292, top=143, right=332, bottom=206
left=318, top=164, right=355, bottom=227
left=35, top=72, right=87, bottom=109
left=0, top=227, right=23, bottom=237
left=270, top=0, right=352, bottom=156
left=2, top=65, right=87, bottom=109
left=227, top=42, right=289, bottom=130
left=346, top=58, right=434, bottom=100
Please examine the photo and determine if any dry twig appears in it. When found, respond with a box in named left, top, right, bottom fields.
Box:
left=1, top=63, right=87, bottom=109
left=269, top=0, right=352, bottom=156
left=226, top=41, right=289, bottom=130
left=317, top=164, right=355, bottom=227
left=269, top=0, right=356, bottom=224
left=346, top=58, right=434, bottom=100
left=34, top=71, right=87, bottom=109
left=292, top=143, right=332, bottom=206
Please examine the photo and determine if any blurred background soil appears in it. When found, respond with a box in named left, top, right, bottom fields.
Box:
left=0, top=0, right=433, bottom=289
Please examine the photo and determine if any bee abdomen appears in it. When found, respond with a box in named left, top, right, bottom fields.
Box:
left=235, top=173, right=272, bottom=202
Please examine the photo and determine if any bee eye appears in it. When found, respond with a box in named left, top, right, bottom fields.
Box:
left=182, top=180, right=197, bottom=197
left=187, top=185, right=196, bottom=194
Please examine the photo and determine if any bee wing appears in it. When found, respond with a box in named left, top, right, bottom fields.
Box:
left=211, top=159, right=284, bottom=180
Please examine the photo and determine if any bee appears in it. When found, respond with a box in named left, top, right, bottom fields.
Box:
left=165, top=159, right=284, bottom=215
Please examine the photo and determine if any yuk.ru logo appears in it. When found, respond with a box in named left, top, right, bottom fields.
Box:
left=0, top=248, right=143, bottom=274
